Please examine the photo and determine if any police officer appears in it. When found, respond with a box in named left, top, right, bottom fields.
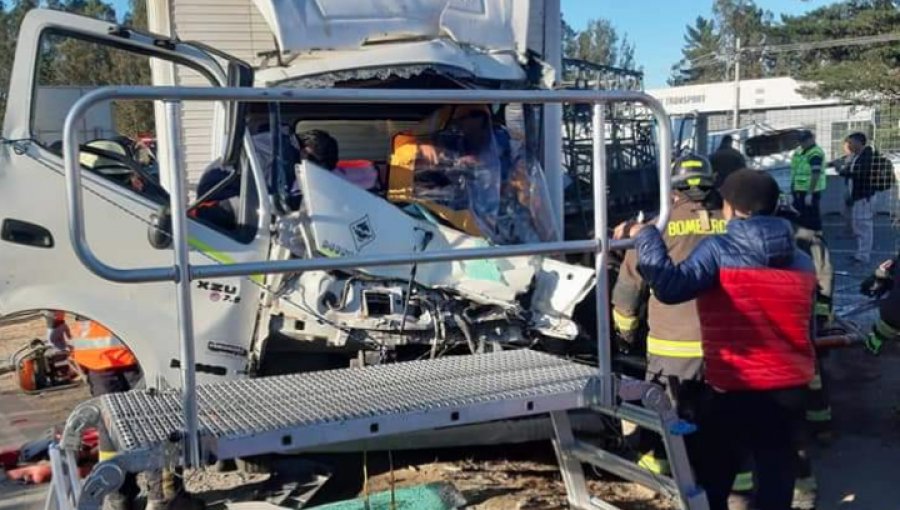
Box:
left=612, top=153, right=725, bottom=475
left=790, top=131, right=827, bottom=232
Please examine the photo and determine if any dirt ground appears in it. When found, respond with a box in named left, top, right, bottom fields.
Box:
left=0, top=318, right=670, bottom=510
left=2, top=291, right=900, bottom=509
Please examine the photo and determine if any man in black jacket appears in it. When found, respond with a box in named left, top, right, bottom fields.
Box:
left=710, top=135, right=746, bottom=189
left=842, top=132, right=876, bottom=264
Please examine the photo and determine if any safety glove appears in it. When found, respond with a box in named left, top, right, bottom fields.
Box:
left=860, top=270, right=893, bottom=298
left=865, top=333, right=884, bottom=356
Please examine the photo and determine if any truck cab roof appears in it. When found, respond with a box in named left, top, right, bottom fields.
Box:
left=250, top=0, right=532, bottom=87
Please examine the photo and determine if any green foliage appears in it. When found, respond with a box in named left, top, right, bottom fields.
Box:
left=769, top=0, right=900, bottom=101
left=670, top=0, right=773, bottom=86
left=669, top=16, right=724, bottom=86
left=562, top=15, right=638, bottom=71
left=0, top=0, right=154, bottom=137
left=671, top=0, right=900, bottom=101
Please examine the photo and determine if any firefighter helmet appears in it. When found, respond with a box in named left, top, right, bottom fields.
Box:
left=671, top=153, right=714, bottom=190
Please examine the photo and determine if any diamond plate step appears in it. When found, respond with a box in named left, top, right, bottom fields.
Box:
left=101, top=350, right=596, bottom=462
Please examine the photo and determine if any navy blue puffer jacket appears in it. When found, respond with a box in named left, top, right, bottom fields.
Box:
left=634, top=215, right=817, bottom=391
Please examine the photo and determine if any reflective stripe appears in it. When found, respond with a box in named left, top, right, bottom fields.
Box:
left=70, top=320, right=137, bottom=370
left=875, top=319, right=899, bottom=340
left=815, top=302, right=832, bottom=317
left=71, top=336, right=123, bottom=349
left=613, top=309, right=639, bottom=332
left=866, top=333, right=884, bottom=355
left=806, top=407, right=832, bottom=423
left=647, top=337, right=703, bottom=358
left=808, top=374, right=823, bottom=391
left=188, top=237, right=263, bottom=285
left=638, top=452, right=670, bottom=475
left=795, top=476, right=818, bottom=491
left=98, top=450, right=117, bottom=462
left=667, top=218, right=727, bottom=237
left=732, top=471, right=754, bottom=492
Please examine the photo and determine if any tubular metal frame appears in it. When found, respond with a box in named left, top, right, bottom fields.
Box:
left=62, top=86, right=673, bottom=467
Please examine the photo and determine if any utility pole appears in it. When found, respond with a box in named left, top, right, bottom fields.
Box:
left=732, top=37, right=741, bottom=130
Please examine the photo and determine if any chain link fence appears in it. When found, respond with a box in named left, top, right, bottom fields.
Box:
left=703, top=100, right=899, bottom=327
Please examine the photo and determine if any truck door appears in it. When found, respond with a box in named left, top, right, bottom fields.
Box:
left=0, top=9, right=271, bottom=386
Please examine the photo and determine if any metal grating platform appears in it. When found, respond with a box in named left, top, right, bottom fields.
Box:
left=101, top=350, right=596, bottom=462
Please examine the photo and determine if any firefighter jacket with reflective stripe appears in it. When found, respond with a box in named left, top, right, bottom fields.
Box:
left=793, top=226, right=834, bottom=319
left=790, top=145, right=827, bottom=193
left=69, top=320, right=137, bottom=371
left=612, top=195, right=725, bottom=381
left=876, top=252, right=900, bottom=336
left=634, top=215, right=817, bottom=391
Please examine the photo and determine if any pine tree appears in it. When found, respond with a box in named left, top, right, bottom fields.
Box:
left=562, top=17, right=639, bottom=71
left=669, top=16, right=724, bottom=85
left=768, top=0, right=900, bottom=101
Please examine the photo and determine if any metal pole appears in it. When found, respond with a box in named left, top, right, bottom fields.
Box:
left=62, top=87, right=674, bottom=285
left=592, top=103, right=613, bottom=407
left=732, top=37, right=741, bottom=130
left=164, top=100, right=201, bottom=467
left=543, top=0, right=564, bottom=238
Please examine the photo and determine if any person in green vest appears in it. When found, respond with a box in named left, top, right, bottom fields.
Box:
left=790, top=130, right=827, bottom=232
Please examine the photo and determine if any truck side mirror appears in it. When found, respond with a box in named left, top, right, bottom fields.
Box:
left=148, top=206, right=172, bottom=249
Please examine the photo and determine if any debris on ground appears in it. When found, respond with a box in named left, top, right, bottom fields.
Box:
left=307, top=482, right=465, bottom=510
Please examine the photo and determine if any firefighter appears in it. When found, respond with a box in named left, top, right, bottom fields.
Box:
left=68, top=319, right=195, bottom=510
left=776, top=202, right=834, bottom=440
left=860, top=252, right=900, bottom=355
left=611, top=153, right=725, bottom=476
left=617, top=169, right=817, bottom=510
left=789, top=130, right=826, bottom=233
left=67, top=319, right=143, bottom=509
left=69, top=318, right=141, bottom=395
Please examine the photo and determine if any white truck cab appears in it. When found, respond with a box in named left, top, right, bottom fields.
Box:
left=0, top=3, right=591, bottom=389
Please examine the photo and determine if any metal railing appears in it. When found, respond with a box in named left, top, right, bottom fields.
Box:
left=62, top=87, right=672, bottom=467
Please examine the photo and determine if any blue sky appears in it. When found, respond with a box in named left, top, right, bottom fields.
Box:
left=562, top=0, right=836, bottom=88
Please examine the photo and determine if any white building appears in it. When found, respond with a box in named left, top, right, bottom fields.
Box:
left=648, top=77, right=875, bottom=161
left=648, top=77, right=895, bottom=214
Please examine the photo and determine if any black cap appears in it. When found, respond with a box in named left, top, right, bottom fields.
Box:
left=799, top=130, right=815, bottom=143
left=719, top=169, right=781, bottom=216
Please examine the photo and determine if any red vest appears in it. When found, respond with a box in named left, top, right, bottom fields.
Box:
left=698, top=267, right=817, bottom=391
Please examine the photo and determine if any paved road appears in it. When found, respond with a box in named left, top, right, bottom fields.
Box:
left=814, top=215, right=900, bottom=510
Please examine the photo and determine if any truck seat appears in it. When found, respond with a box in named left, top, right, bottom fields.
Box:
left=334, top=160, right=380, bottom=191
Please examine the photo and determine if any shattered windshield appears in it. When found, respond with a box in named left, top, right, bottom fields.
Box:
left=390, top=105, right=558, bottom=245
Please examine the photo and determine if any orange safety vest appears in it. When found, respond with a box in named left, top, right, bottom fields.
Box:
left=69, top=320, right=137, bottom=371
left=387, top=105, right=494, bottom=237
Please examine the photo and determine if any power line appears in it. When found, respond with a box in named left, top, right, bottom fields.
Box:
left=744, top=32, right=900, bottom=54
left=677, top=32, right=900, bottom=71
